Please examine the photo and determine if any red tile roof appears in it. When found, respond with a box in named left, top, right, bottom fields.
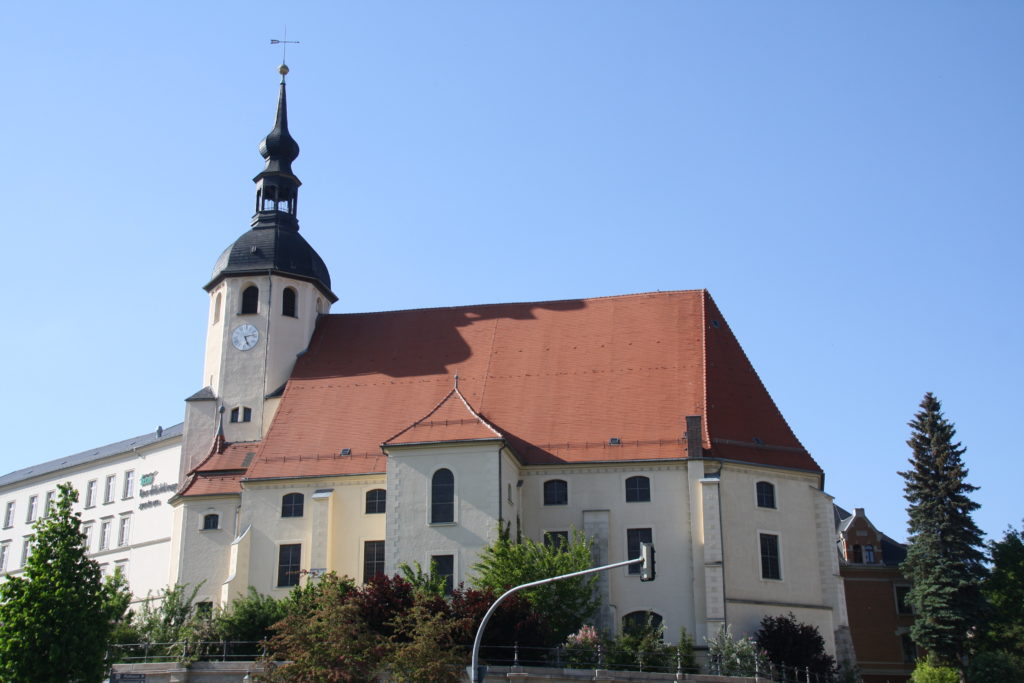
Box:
left=186, top=290, right=819, bottom=493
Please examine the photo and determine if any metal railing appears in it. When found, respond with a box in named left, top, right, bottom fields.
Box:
left=108, top=640, right=266, bottom=664
left=109, top=640, right=837, bottom=682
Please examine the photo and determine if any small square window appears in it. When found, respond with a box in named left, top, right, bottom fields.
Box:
left=544, top=531, right=569, bottom=549
left=202, top=513, right=220, bottom=530
left=756, top=481, right=776, bottom=509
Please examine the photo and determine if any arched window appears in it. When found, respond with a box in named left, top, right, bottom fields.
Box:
left=282, top=287, right=297, bottom=318
left=241, top=285, right=259, bottom=314
left=625, top=476, right=650, bottom=502
left=281, top=493, right=304, bottom=518
left=365, top=489, right=386, bottom=514
left=756, top=481, right=776, bottom=509
left=213, top=292, right=222, bottom=324
left=543, top=479, right=568, bottom=506
left=202, top=513, right=219, bottom=530
left=431, top=469, right=454, bottom=523
left=622, top=611, right=663, bottom=636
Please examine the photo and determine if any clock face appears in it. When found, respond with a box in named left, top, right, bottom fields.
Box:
left=231, top=324, right=260, bottom=351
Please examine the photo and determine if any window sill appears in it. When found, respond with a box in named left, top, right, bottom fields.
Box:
left=429, top=522, right=457, bottom=527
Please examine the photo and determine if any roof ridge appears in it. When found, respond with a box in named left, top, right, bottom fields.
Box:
left=327, top=289, right=707, bottom=318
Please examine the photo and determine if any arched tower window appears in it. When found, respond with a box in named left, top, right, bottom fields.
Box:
left=431, top=469, right=454, bottom=524
left=213, top=293, right=222, bottom=325
left=202, top=513, right=219, bottom=530
left=281, top=493, right=304, bottom=518
left=282, top=287, right=297, bottom=318
left=756, top=481, right=776, bottom=509
left=241, top=285, right=259, bottom=314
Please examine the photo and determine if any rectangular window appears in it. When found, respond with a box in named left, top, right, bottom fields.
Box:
left=123, top=471, right=135, bottom=499
left=26, top=495, right=38, bottom=523
left=278, top=544, right=301, bottom=587
left=3, top=501, right=14, bottom=528
left=901, top=633, right=917, bottom=663
left=852, top=544, right=863, bottom=563
left=114, top=559, right=129, bottom=578
left=20, top=536, right=31, bottom=567
left=864, top=545, right=876, bottom=564
left=760, top=533, right=781, bottom=580
left=544, top=531, right=569, bottom=549
left=0, top=543, right=9, bottom=572
left=82, top=524, right=94, bottom=552
left=117, top=515, right=131, bottom=547
left=627, top=528, right=653, bottom=575
left=363, top=541, right=385, bottom=583
left=431, top=554, right=455, bottom=595
left=44, top=490, right=55, bottom=517
left=104, top=475, right=116, bottom=504
left=895, top=585, right=913, bottom=615
left=99, top=520, right=112, bottom=550
left=85, top=480, right=97, bottom=508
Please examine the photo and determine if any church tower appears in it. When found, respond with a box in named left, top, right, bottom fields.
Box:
left=181, top=65, right=337, bottom=475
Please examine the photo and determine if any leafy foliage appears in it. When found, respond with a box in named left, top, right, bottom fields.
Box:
left=966, top=650, right=1024, bottom=683
left=898, top=393, right=986, bottom=668
left=387, top=603, right=465, bottom=683
left=754, top=612, right=836, bottom=677
left=0, top=482, right=132, bottom=682
left=470, top=525, right=598, bottom=643
left=705, top=624, right=768, bottom=677
left=910, top=661, right=960, bottom=683
left=980, top=522, right=1024, bottom=656
left=397, top=559, right=447, bottom=598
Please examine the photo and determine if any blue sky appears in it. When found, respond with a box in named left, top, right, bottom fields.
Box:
left=3, top=2, right=1021, bottom=545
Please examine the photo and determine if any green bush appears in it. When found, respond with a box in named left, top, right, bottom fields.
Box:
left=910, top=661, right=959, bottom=683
left=967, top=651, right=1024, bottom=683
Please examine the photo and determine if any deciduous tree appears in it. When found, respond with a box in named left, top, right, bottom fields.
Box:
left=0, top=482, right=131, bottom=682
left=471, top=525, right=597, bottom=644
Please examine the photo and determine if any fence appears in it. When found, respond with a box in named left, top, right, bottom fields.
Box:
left=109, top=641, right=837, bottom=682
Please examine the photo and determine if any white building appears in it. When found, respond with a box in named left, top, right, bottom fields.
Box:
left=0, top=424, right=182, bottom=603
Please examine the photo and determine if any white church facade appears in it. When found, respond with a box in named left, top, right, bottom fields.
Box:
left=3, top=65, right=853, bottom=657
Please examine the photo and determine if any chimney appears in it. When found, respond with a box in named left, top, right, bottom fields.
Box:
left=685, top=416, right=703, bottom=459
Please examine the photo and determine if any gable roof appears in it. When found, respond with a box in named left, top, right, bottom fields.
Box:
left=384, top=380, right=503, bottom=447
left=187, top=290, right=819, bottom=490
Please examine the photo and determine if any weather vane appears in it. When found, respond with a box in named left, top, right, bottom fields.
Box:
left=270, top=29, right=299, bottom=65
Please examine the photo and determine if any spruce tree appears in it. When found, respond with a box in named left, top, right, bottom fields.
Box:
left=898, top=393, right=986, bottom=672
left=0, top=482, right=131, bottom=682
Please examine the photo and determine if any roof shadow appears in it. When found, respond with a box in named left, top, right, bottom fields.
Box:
left=292, top=298, right=588, bottom=380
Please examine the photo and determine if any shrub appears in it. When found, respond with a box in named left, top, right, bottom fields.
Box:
left=910, top=661, right=959, bottom=683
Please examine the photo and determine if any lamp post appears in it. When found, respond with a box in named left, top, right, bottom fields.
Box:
left=469, top=543, right=654, bottom=683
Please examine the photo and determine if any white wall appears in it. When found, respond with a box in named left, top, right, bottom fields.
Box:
left=0, top=432, right=183, bottom=603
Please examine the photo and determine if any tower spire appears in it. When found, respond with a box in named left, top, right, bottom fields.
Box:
left=252, top=64, right=301, bottom=230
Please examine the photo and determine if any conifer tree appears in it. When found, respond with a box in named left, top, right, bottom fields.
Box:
left=0, top=482, right=131, bottom=682
left=898, top=393, right=986, bottom=673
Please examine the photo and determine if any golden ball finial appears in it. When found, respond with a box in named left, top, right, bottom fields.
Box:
left=278, top=64, right=290, bottom=76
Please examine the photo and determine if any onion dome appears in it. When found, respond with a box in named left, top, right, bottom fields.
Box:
left=205, top=65, right=336, bottom=302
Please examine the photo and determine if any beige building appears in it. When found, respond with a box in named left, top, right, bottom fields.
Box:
left=0, top=424, right=182, bottom=603
left=170, top=65, right=854, bottom=658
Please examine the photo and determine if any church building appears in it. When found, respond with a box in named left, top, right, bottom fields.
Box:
left=169, top=64, right=853, bottom=656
